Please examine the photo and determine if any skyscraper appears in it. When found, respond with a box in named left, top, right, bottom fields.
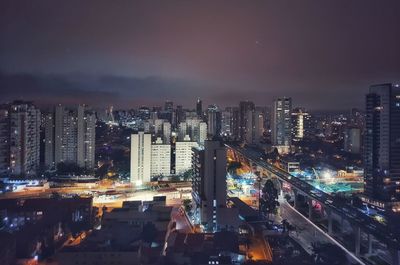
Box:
left=151, top=137, right=171, bottom=177
left=244, top=109, right=264, bottom=144
left=178, top=122, right=188, bottom=141
left=239, top=101, right=255, bottom=141
left=154, top=119, right=163, bottom=136
left=192, top=140, right=227, bottom=232
left=197, top=122, right=208, bottom=145
left=291, top=108, right=311, bottom=141
left=221, top=108, right=233, bottom=137
left=9, top=101, right=41, bottom=176
left=0, top=108, right=9, bottom=174
left=196, top=98, right=202, bottom=118
left=175, top=105, right=185, bottom=127
left=272, top=97, right=292, bottom=154
left=344, top=127, right=361, bottom=154
left=231, top=107, right=240, bottom=140
left=207, top=104, right=221, bottom=137
left=164, top=100, right=174, bottom=112
left=364, top=84, right=400, bottom=207
left=130, top=132, right=151, bottom=185
left=45, top=105, right=96, bottom=170
left=163, top=121, right=171, bottom=144
left=175, top=140, right=198, bottom=175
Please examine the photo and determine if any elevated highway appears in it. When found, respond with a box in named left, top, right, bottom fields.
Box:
left=226, top=144, right=400, bottom=264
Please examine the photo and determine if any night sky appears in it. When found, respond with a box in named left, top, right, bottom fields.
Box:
left=1, top=1, right=399, bottom=110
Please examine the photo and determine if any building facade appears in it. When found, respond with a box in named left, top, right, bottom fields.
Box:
left=44, top=105, right=96, bottom=170
left=291, top=108, right=311, bottom=141
left=272, top=97, right=292, bottom=154
left=239, top=101, right=255, bottom=141
left=192, top=141, right=227, bottom=232
left=130, top=132, right=151, bottom=185
left=151, top=138, right=171, bottom=177
left=175, top=141, right=198, bottom=175
left=364, top=84, right=400, bottom=207
left=8, top=102, right=41, bottom=176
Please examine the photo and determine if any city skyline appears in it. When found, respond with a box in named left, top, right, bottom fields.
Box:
left=1, top=2, right=400, bottom=265
left=1, top=1, right=400, bottom=110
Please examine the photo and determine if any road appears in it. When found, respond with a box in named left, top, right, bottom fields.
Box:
left=227, top=144, right=399, bottom=249
left=247, top=235, right=272, bottom=262
left=280, top=200, right=366, bottom=265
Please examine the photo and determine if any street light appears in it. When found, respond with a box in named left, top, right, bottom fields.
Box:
left=257, top=176, right=262, bottom=217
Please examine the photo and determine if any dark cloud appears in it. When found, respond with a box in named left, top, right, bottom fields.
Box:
left=0, top=0, right=399, bottom=110
left=0, top=72, right=212, bottom=108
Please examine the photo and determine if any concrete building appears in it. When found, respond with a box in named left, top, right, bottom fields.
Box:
left=163, top=121, right=171, bottom=144
left=364, top=84, right=400, bottom=209
left=196, top=98, right=203, bottom=118
left=185, top=118, right=200, bottom=141
left=197, top=122, right=207, bottom=145
left=175, top=141, right=198, bottom=175
left=154, top=119, right=163, bottom=136
left=151, top=138, right=171, bottom=177
left=192, top=141, right=228, bottom=232
left=130, top=132, right=151, bottom=185
left=272, top=97, right=292, bottom=154
left=344, top=127, right=361, bottom=154
left=239, top=101, right=255, bottom=141
left=245, top=109, right=264, bottom=144
left=221, top=109, right=232, bottom=137
left=207, top=105, right=221, bottom=137
left=8, top=102, right=41, bottom=176
left=58, top=199, right=172, bottom=265
left=44, top=105, right=96, bottom=170
left=178, top=122, right=188, bottom=141
left=0, top=108, right=10, bottom=174
left=291, top=108, right=311, bottom=141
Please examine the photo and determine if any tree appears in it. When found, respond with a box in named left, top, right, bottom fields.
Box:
left=182, top=199, right=192, bottom=213
left=182, top=169, right=193, bottom=181
left=170, top=175, right=181, bottom=182
left=261, top=179, right=280, bottom=217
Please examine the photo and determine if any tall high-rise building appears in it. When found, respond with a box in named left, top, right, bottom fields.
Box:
left=221, top=109, right=233, bottom=137
left=45, top=105, right=96, bottom=170
left=178, top=122, right=188, bottom=141
left=207, top=105, right=221, bottom=137
left=196, top=98, right=203, bottom=118
left=231, top=107, right=240, bottom=140
left=291, top=108, right=311, bottom=141
left=0, top=108, right=9, bottom=174
left=164, top=100, right=174, bottom=112
left=130, top=132, right=151, bottom=185
left=344, top=127, right=361, bottom=154
left=364, top=84, right=400, bottom=206
left=272, top=97, right=292, bottom=154
left=151, top=137, right=171, bottom=177
left=163, top=121, right=171, bottom=144
left=192, top=140, right=227, bottom=232
left=175, top=105, right=185, bottom=127
left=154, top=119, right=163, bottom=136
left=175, top=140, right=198, bottom=175
left=195, top=122, right=207, bottom=145
left=244, top=109, right=264, bottom=144
left=8, top=102, right=41, bottom=176
left=239, top=101, right=255, bottom=141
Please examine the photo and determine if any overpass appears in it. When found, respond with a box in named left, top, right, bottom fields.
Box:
left=226, top=143, right=400, bottom=265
